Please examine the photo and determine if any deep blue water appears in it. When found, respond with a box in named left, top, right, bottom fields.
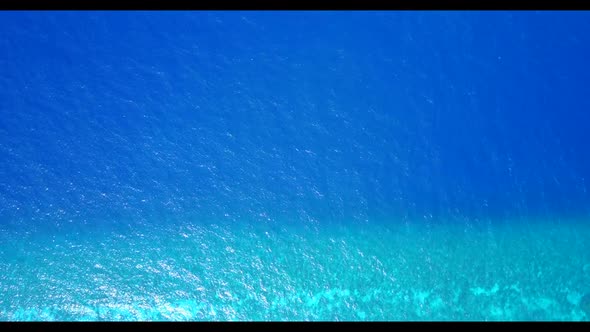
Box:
left=1, top=11, right=590, bottom=321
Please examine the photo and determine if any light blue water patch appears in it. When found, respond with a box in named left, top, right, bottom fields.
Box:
left=1, top=219, right=589, bottom=321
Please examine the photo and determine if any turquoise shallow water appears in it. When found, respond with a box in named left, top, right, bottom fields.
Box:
left=1, top=218, right=589, bottom=321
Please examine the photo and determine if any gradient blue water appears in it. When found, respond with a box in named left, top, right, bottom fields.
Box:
left=1, top=11, right=589, bottom=321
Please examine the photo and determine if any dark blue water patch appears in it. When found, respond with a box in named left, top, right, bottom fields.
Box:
left=1, top=11, right=590, bottom=230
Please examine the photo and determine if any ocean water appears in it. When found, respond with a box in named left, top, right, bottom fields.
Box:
left=0, top=10, right=589, bottom=321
